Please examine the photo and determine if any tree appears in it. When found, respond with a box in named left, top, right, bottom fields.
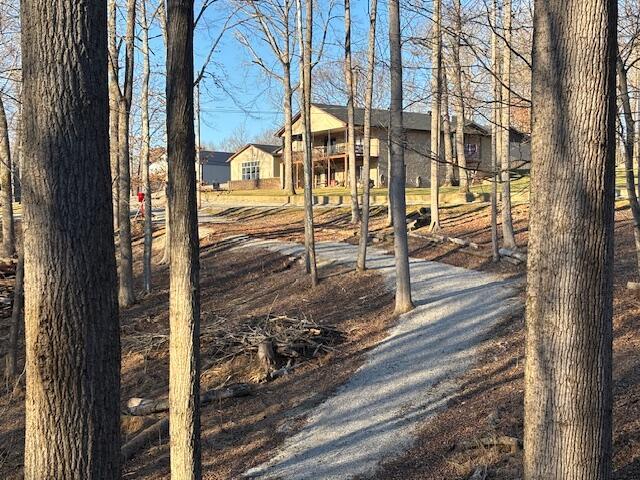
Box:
left=108, top=0, right=120, bottom=231
left=389, top=0, right=414, bottom=314
left=21, top=0, right=120, bottom=476
left=4, top=249, right=22, bottom=379
left=297, top=0, right=318, bottom=287
left=166, top=0, right=202, bottom=477
left=442, top=70, right=455, bottom=186
left=0, top=92, right=15, bottom=257
left=490, top=0, right=500, bottom=262
left=451, top=0, right=468, bottom=192
left=356, top=0, right=378, bottom=272
left=141, top=0, right=153, bottom=294
left=524, top=0, right=616, bottom=478
left=344, top=0, right=360, bottom=224
left=430, top=0, right=442, bottom=231
left=500, top=0, right=517, bottom=250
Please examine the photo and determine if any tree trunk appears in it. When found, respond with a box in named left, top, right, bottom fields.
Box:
left=356, top=0, right=378, bottom=272
left=108, top=0, right=120, bottom=232
left=166, top=1, right=202, bottom=478
left=616, top=56, right=640, bottom=274
left=442, top=71, right=455, bottom=186
left=283, top=63, right=295, bottom=195
left=158, top=0, right=171, bottom=266
left=389, top=0, right=414, bottom=314
left=344, top=0, right=360, bottom=224
left=500, top=0, right=517, bottom=250
left=195, top=83, right=202, bottom=209
left=21, top=0, right=121, bottom=476
left=452, top=0, right=468, bottom=192
left=0, top=93, right=15, bottom=258
left=430, top=0, right=442, bottom=231
left=141, top=0, right=153, bottom=294
left=490, top=0, right=500, bottom=262
left=4, top=250, right=23, bottom=379
left=524, top=1, right=616, bottom=478
left=117, top=0, right=137, bottom=308
left=297, top=0, right=318, bottom=286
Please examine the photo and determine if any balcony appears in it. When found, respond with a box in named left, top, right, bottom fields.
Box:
left=293, top=139, right=378, bottom=161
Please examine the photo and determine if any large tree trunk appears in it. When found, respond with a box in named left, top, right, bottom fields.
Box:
left=297, top=0, right=318, bottom=286
left=500, top=0, right=517, bottom=249
left=452, top=0, right=468, bottom=192
left=430, top=0, right=442, bottom=231
left=21, top=0, right=121, bottom=476
left=108, top=0, right=120, bottom=232
left=490, top=0, right=500, bottom=262
left=617, top=56, right=640, bottom=275
left=166, top=1, right=202, bottom=478
left=442, top=71, right=455, bottom=186
left=117, top=0, right=137, bottom=307
left=356, top=0, right=378, bottom=272
left=4, top=250, right=23, bottom=379
left=0, top=93, right=15, bottom=258
left=524, top=1, right=616, bottom=478
left=344, top=0, right=360, bottom=224
left=389, top=0, right=414, bottom=314
left=141, top=0, right=153, bottom=294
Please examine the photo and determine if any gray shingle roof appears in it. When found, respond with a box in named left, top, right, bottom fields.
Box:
left=199, top=151, right=233, bottom=166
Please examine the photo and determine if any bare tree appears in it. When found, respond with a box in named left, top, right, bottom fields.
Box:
left=0, top=92, right=14, bottom=257
left=21, top=0, right=120, bottom=475
left=167, top=0, right=202, bottom=477
left=524, top=0, right=616, bottom=477
left=141, top=0, right=153, bottom=294
left=430, top=0, right=442, bottom=231
left=500, top=0, right=517, bottom=249
left=116, top=0, right=137, bottom=307
left=4, top=249, right=22, bottom=379
left=344, top=0, right=360, bottom=223
left=356, top=0, right=378, bottom=272
left=389, top=0, right=414, bottom=314
left=442, top=70, right=455, bottom=186
left=490, top=0, right=500, bottom=262
left=296, top=0, right=318, bottom=286
left=451, top=0, right=468, bottom=192
left=109, top=0, right=120, bottom=231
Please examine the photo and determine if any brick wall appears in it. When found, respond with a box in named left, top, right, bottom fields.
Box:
left=229, top=178, right=282, bottom=190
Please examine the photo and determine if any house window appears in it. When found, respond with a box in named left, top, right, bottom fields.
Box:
left=464, top=143, right=478, bottom=156
left=241, top=161, right=260, bottom=180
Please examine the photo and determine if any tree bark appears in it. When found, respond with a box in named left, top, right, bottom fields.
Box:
left=524, top=1, right=616, bottom=478
left=21, top=0, right=121, bottom=476
left=356, top=0, right=378, bottom=272
left=442, top=71, right=455, bottom=186
left=452, top=0, right=468, bottom=192
left=617, top=56, right=640, bottom=275
left=296, top=0, right=318, bottom=286
left=158, top=1, right=172, bottom=266
left=166, top=0, right=202, bottom=478
left=430, top=0, right=442, bottom=231
left=283, top=61, right=295, bottom=195
left=500, top=0, right=517, bottom=250
left=108, top=0, right=120, bottom=232
left=0, top=93, right=15, bottom=258
left=141, top=0, right=153, bottom=294
left=344, top=0, right=360, bottom=224
left=117, top=0, right=137, bottom=307
left=389, top=0, right=414, bottom=314
left=4, top=250, right=23, bottom=379
left=490, top=0, right=500, bottom=262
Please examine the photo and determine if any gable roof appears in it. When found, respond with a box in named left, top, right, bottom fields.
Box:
left=275, top=103, right=490, bottom=136
left=227, top=143, right=281, bottom=162
left=199, top=150, right=233, bottom=166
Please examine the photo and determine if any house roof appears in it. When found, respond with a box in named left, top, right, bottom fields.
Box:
left=227, top=143, right=281, bottom=162
left=199, top=150, right=233, bottom=166
left=275, top=103, right=490, bottom=136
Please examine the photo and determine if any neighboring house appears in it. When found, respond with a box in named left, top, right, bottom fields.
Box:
left=227, top=144, right=282, bottom=190
left=275, top=103, right=493, bottom=189
left=199, top=150, right=232, bottom=186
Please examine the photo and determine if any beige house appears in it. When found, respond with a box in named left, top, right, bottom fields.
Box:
left=227, top=144, right=282, bottom=190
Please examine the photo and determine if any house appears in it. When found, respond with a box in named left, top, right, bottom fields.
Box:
left=199, top=150, right=232, bottom=186
left=227, top=144, right=282, bottom=190
left=226, top=103, right=530, bottom=190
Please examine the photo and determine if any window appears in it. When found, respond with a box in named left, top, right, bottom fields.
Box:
left=241, top=161, right=260, bottom=180
left=464, top=143, right=478, bottom=156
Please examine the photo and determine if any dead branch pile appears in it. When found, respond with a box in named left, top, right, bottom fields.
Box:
left=201, top=315, right=343, bottom=365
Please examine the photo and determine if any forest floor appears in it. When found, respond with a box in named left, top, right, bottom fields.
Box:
left=0, top=199, right=639, bottom=479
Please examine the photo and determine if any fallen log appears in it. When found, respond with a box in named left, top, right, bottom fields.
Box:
left=498, top=248, right=527, bottom=263
left=457, top=435, right=522, bottom=454
left=126, top=383, right=252, bottom=416
left=408, top=231, right=480, bottom=250
left=121, top=417, right=169, bottom=463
